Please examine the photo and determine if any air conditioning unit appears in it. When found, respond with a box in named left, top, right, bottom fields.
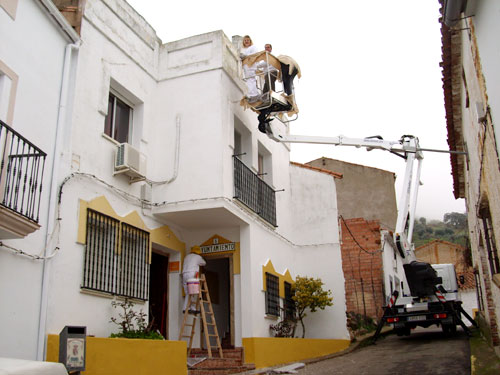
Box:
left=114, top=143, right=147, bottom=182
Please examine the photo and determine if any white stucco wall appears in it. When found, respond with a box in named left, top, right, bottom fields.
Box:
left=236, top=166, right=348, bottom=341
left=472, top=0, right=500, bottom=155
left=0, top=0, right=78, bottom=360
left=460, top=290, right=478, bottom=326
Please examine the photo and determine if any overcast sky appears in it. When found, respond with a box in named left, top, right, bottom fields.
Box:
left=126, top=0, right=465, bottom=221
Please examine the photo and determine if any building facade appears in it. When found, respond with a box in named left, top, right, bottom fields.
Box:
left=2, top=0, right=350, bottom=369
left=307, top=157, right=397, bottom=231
left=440, top=0, right=500, bottom=355
left=0, top=0, right=80, bottom=360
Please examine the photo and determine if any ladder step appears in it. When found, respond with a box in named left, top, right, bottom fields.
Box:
left=179, top=274, right=223, bottom=358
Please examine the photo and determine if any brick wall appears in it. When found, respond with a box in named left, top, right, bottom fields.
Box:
left=340, top=218, right=385, bottom=320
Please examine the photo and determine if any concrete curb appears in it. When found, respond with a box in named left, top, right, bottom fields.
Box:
left=237, top=327, right=393, bottom=374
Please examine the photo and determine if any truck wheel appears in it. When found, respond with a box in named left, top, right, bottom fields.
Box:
left=395, top=327, right=411, bottom=336
left=395, top=328, right=405, bottom=336
left=442, top=324, right=457, bottom=335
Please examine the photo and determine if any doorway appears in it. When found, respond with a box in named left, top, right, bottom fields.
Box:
left=204, top=257, right=232, bottom=348
left=149, top=251, right=169, bottom=339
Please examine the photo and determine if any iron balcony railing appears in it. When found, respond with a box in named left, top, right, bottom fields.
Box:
left=0, top=119, right=46, bottom=223
left=233, top=156, right=277, bottom=226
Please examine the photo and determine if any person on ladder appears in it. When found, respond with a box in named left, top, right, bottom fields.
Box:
left=182, top=246, right=206, bottom=314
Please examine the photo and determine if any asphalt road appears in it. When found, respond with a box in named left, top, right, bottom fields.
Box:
left=295, top=327, right=470, bottom=375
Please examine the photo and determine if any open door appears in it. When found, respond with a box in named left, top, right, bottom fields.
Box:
left=204, top=257, right=232, bottom=348
left=149, top=251, right=169, bottom=339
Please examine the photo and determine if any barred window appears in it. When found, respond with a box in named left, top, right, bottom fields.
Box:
left=481, top=206, right=499, bottom=275
left=265, top=273, right=279, bottom=316
left=83, top=210, right=119, bottom=294
left=83, top=209, right=150, bottom=300
left=284, top=281, right=295, bottom=321
left=118, top=223, right=150, bottom=300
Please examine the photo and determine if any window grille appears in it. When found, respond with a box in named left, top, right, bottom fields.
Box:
left=265, top=273, right=279, bottom=316
left=481, top=207, right=499, bottom=275
left=83, top=209, right=150, bottom=300
left=83, top=209, right=119, bottom=294
left=118, top=223, right=150, bottom=300
left=284, top=281, right=295, bottom=321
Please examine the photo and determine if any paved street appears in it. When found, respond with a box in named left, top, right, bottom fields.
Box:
left=295, top=327, right=470, bottom=375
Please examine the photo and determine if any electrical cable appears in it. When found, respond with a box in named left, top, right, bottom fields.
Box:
left=339, top=215, right=383, bottom=255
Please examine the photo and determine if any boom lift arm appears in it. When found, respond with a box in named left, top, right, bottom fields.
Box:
left=264, top=121, right=442, bottom=297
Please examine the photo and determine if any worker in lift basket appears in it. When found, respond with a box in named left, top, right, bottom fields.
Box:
left=182, top=246, right=206, bottom=314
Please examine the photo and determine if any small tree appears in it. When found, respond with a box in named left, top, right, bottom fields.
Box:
left=292, top=276, right=333, bottom=338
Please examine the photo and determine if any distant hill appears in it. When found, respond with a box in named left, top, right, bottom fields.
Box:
left=412, top=212, right=468, bottom=249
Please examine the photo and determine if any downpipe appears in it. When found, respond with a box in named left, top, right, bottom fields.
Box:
left=36, top=41, right=80, bottom=361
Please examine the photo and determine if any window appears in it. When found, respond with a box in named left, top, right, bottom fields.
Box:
left=83, top=209, right=150, bottom=300
left=265, top=272, right=279, bottom=316
left=257, top=142, right=273, bottom=185
left=258, top=153, right=264, bottom=177
left=0, top=72, right=12, bottom=122
left=104, top=92, right=132, bottom=143
left=118, top=223, right=150, bottom=299
left=234, top=130, right=242, bottom=156
left=284, top=281, right=295, bottom=321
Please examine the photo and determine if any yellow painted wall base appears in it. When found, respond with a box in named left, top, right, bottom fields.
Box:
left=46, top=335, right=187, bottom=375
left=243, top=337, right=350, bottom=368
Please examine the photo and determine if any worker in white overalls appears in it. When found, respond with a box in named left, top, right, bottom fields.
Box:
left=182, top=246, right=206, bottom=314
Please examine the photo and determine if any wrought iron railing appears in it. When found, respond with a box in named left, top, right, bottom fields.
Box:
left=0, top=119, right=46, bottom=223
left=233, top=156, right=277, bottom=226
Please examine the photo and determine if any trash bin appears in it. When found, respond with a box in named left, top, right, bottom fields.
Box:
left=59, top=326, right=86, bottom=373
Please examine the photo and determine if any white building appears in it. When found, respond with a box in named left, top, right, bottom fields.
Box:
left=2, top=0, right=349, bottom=369
left=0, top=0, right=80, bottom=361
left=441, top=0, right=500, bottom=355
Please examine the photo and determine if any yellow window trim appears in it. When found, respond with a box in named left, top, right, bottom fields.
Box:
left=77, top=196, right=185, bottom=261
left=262, top=259, right=294, bottom=298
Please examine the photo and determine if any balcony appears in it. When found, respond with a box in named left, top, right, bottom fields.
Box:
left=233, top=156, right=277, bottom=227
left=0, top=119, right=46, bottom=239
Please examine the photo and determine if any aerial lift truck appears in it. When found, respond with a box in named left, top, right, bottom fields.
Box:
left=263, top=117, right=476, bottom=338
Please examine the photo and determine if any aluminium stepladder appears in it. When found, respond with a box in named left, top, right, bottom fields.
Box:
left=178, top=274, right=223, bottom=358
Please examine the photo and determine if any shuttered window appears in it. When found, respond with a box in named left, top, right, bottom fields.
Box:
left=83, top=209, right=150, bottom=300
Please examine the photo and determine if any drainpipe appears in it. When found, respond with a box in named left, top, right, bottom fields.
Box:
left=36, top=40, right=80, bottom=361
left=443, top=0, right=467, bottom=27
left=147, top=114, right=181, bottom=186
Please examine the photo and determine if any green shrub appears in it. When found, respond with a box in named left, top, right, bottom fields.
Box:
left=109, top=298, right=163, bottom=340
